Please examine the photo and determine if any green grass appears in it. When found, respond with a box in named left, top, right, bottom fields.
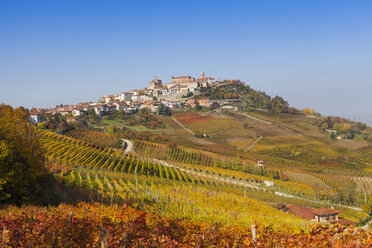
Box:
left=99, top=120, right=163, bottom=133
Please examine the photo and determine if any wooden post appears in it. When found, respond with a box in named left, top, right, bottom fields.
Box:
left=69, top=211, right=73, bottom=227
left=101, top=228, right=108, bottom=248
left=2, top=226, right=7, bottom=247
left=15, top=233, right=19, bottom=248
left=52, top=232, right=56, bottom=248
left=31, top=210, right=34, bottom=224
left=122, top=231, right=128, bottom=248
left=251, top=224, right=257, bottom=245
left=30, top=209, right=34, bottom=248
left=135, top=167, right=138, bottom=191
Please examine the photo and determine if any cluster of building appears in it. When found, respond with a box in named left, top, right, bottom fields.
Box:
left=29, top=72, right=244, bottom=123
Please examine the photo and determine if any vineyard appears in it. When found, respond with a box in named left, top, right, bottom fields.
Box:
left=39, top=129, right=372, bottom=209
left=65, top=129, right=122, bottom=148
left=1, top=203, right=371, bottom=247
left=62, top=130, right=372, bottom=201
left=133, top=140, right=216, bottom=166
left=11, top=124, right=368, bottom=247
left=354, top=177, right=372, bottom=195
left=59, top=167, right=309, bottom=230
left=40, top=130, right=339, bottom=202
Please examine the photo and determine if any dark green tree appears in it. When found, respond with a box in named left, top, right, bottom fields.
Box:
left=326, top=116, right=334, bottom=129
left=157, top=104, right=171, bottom=116
left=330, top=132, right=337, bottom=140
left=195, top=102, right=202, bottom=111
left=269, top=96, right=289, bottom=113
left=346, top=130, right=355, bottom=139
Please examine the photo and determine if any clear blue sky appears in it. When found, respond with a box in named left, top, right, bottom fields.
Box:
left=1, top=0, right=371, bottom=121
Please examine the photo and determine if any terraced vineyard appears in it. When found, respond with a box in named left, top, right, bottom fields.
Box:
left=63, top=130, right=371, bottom=199
left=65, top=130, right=218, bottom=166
left=61, top=167, right=310, bottom=230
left=40, top=129, right=372, bottom=219
left=133, top=140, right=216, bottom=166
left=41, top=132, right=195, bottom=182
left=286, top=171, right=334, bottom=194
left=354, top=177, right=372, bottom=195
left=65, top=129, right=122, bottom=148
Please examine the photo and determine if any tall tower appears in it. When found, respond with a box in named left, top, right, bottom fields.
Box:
left=200, top=71, right=205, bottom=78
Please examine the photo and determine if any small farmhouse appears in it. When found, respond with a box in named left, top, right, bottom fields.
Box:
left=284, top=205, right=355, bottom=225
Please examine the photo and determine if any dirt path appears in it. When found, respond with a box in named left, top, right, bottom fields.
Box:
left=122, top=139, right=133, bottom=152
left=170, top=116, right=195, bottom=135
left=362, top=219, right=372, bottom=229
left=245, top=136, right=263, bottom=151
left=242, top=113, right=272, bottom=124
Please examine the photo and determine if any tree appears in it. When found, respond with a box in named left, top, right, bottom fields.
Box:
left=326, top=116, right=333, bottom=129
left=195, top=102, right=202, bottom=111
left=303, top=108, right=311, bottom=115
left=182, top=92, right=194, bottom=98
left=362, top=204, right=372, bottom=215
left=343, top=123, right=351, bottom=132
left=106, top=126, right=115, bottom=134
left=320, top=122, right=328, bottom=130
left=346, top=130, right=355, bottom=139
left=330, top=132, right=337, bottom=140
left=269, top=96, right=289, bottom=114
left=157, top=103, right=171, bottom=116
left=0, top=104, right=57, bottom=205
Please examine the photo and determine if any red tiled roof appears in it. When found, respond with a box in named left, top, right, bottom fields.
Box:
left=115, top=102, right=127, bottom=106
left=172, top=76, right=191, bottom=79
left=196, top=77, right=215, bottom=81
left=285, top=205, right=315, bottom=220
left=312, top=208, right=341, bottom=216
left=30, top=108, right=42, bottom=115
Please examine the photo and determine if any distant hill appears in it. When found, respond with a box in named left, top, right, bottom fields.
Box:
left=343, top=113, right=372, bottom=127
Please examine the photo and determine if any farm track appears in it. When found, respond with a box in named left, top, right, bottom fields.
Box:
left=243, top=113, right=303, bottom=136
left=208, top=129, right=227, bottom=136
left=245, top=136, right=263, bottom=151
left=242, top=113, right=272, bottom=124
left=170, top=116, right=195, bottom=135
left=122, top=139, right=133, bottom=152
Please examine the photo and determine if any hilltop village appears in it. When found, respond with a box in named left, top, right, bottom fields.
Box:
left=29, top=72, right=244, bottom=122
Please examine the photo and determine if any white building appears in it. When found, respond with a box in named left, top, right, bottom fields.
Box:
left=30, top=114, right=42, bottom=123
left=72, top=108, right=84, bottom=116
left=264, top=181, right=274, bottom=187
left=119, top=92, right=133, bottom=101
left=114, top=102, right=128, bottom=111
left=161, top=100, right=182, bottom=109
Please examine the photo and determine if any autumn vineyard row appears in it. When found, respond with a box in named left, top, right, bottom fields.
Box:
left=1, top=203, right=371, bottom=247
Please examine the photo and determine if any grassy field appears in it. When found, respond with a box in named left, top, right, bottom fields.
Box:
left=99, top=119, right=163, bottom=133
